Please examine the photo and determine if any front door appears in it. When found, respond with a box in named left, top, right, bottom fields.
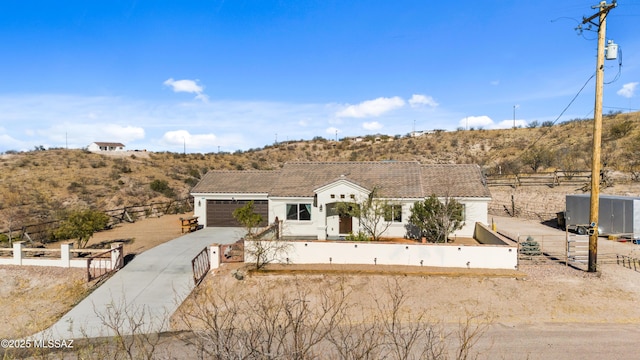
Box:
left=339, top=214, right=352, bottom=234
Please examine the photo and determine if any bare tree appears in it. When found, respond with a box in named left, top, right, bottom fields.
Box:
left=174, top=275, right=489, bottom=360
left=244, top=237, right=293, bottom=270
left=92, top=297, right=168, bottom=360
left=336, top=187, right=397, bottom=241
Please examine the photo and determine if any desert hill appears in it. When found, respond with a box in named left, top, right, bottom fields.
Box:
left=1, top=111, right=640, bottom=238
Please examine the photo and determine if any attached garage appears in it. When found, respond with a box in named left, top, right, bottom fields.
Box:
left=206, top=199, right=269, bottom=227
left=190, top=170, right=279, bottom=229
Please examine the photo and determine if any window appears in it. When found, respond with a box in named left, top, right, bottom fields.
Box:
left=286, top=203, right=312, bottom=221
left=384, top=205, right=402, bottom=222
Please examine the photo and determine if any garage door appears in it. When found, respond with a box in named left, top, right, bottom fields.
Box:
left=206, top=200, right=269, bottom=227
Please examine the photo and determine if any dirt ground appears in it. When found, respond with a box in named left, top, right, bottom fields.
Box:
left=3, top=211, right=640, bottom=351
left=174, top=261, right=640, bottom=329
left=0, top=214, right=186, bottom=338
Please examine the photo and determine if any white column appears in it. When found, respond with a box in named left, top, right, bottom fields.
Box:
left=210, top=244, right=220, bottom=269
left=111, top=242, right=123, bottom=269
left=13, top=241, right=24, bottom=265
left=61, top=243, right=73, bottom=267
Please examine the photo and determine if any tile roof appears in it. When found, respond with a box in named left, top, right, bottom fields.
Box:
left=191, top=170, right=280, bottom=194
left=420, top=164, right=491, bottom=198
left=94, top=142, right=125, bottom=147
left=191, top=162, right=491, bottom=199
left=274, top=161, right=424, bottom=198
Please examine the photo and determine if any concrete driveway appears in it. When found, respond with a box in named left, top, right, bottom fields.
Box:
left=36, top=227, right=244, bottom=339
left=491, top=215, right=640, bottom=259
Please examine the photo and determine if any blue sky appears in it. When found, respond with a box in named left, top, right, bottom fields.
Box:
left=0, top=1, right=638, bottom=153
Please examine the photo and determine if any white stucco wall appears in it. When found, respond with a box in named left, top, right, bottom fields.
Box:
left=270, top=196, right=318, bottom=238
left=87, top=143, right=125, bottom=152
left=245, top=240, right=518, bottom=270
left=0, top=242, right=119, bottom=268
left=452, top=198, right=490, bottom=238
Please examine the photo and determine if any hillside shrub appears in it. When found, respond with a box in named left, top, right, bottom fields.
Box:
left=527, top=120, right=539, bottom=128
left=609, top=119, right=634, bottom=139
left=149, top=179, right=175, bottom=197
left=522, top=146, right=554, bottom=172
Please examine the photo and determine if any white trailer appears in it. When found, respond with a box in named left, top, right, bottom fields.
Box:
left=562, top=194, right=640, bottom=238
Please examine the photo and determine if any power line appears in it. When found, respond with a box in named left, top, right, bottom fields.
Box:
left=518, top=72, right=596, bottom=153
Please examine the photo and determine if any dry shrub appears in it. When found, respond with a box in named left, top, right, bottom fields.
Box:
left=174, top=275, right=490, bottom=360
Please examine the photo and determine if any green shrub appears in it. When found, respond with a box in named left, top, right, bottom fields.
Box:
left=345, top=231, right=369, bottom=241
left=54, top=208, right=110, bottom=248
left=149, top=179, right=175, bottom=197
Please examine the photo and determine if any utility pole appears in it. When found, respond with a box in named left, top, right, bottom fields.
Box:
left=582, top=0, right=616, bottom=273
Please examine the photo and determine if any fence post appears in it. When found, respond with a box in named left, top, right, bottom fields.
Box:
left=111, top=242, right=123, bottom=269
left=210, top=244, right=220, bottom=270
left=61, top=242, right=73, bottom=267
left=13, top=241, right=24, bottom=265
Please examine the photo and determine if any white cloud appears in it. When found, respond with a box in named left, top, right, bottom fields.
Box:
left=460, top=116, right=494, bottom=128
left=363, top=121, right=383, bottom=130
left=408, top=94, right=438, bottom=108
left=163, top=78, right=209, bottom=102
left=495, top=119, right=528, bottom=128
left=0, top=133, right=22, bottom=151
left=162, top=130, right=218, bottom=150
left=617, top=82, right=639, bottom=98
left=336, top=96, right=405, bottom=118
left=101, top=124, right=146, bottom=142
left=490, top=80, right=500, bottom=86
left=326, top=127, right=340, bottom=137
left=0, top=93, right=463, bottom=153
left=458, top=116, right=527, bottom=130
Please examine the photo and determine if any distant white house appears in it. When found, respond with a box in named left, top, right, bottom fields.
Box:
left=87, top=142, right=125, bottom=152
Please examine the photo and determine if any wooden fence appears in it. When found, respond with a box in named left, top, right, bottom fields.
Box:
left=104, top=198, right=194, bottom=224
left=486, top=170, right=592, bottom=188
left=1, top=197, right=194, bottom=244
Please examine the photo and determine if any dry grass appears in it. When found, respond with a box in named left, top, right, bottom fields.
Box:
left=0, top=266, right=88, bottom=338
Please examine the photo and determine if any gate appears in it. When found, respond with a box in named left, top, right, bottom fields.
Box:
left=221, top=240, right=244, bottom=263
left=191, top=247, right=210, bottom=286
left=87, top=244, right=124, bottom=282
left=567, top=235, right=589, bottom=265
